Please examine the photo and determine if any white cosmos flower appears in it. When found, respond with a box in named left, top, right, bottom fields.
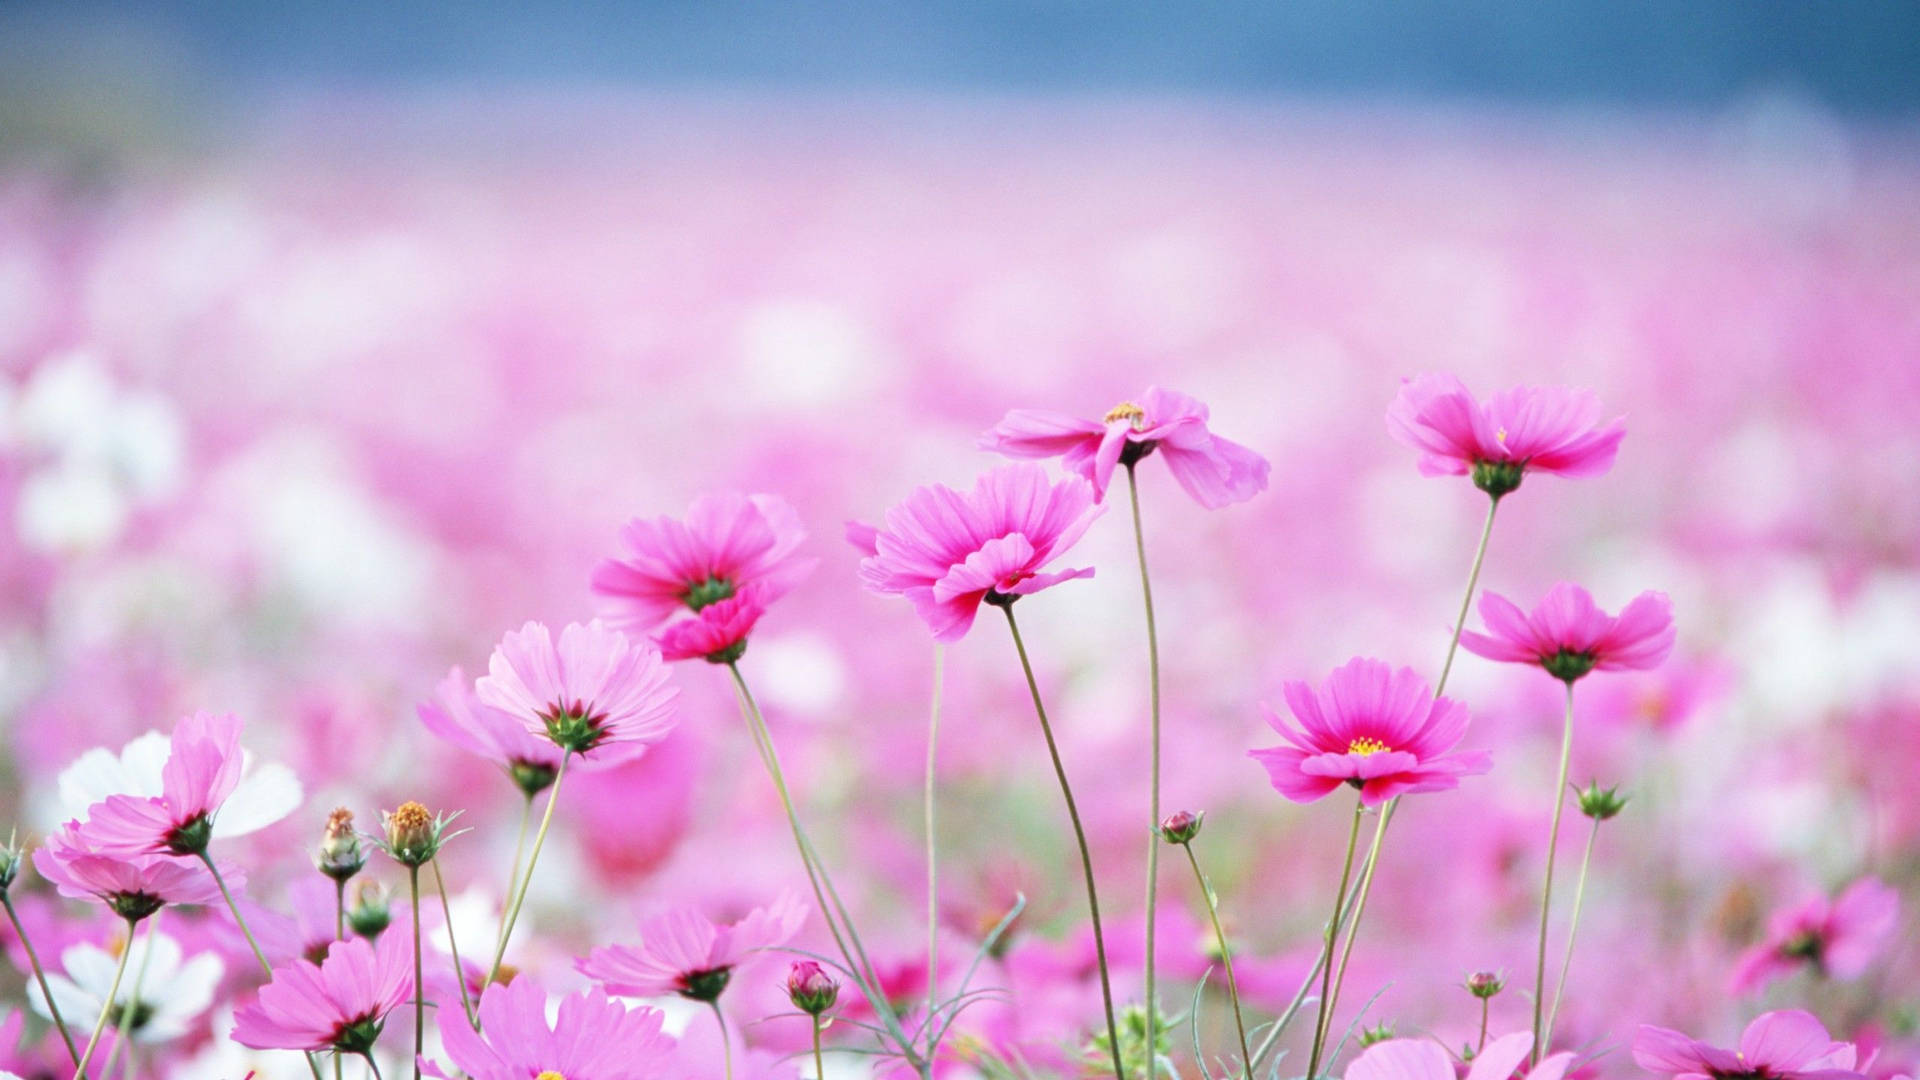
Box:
left=52, top=730, right=302, bottom=837
left=29, top=931, right=222, bottom=1044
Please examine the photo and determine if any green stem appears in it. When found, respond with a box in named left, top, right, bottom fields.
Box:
left=99, top=913, right=163, bottom=1079
left=488, top=793, right=535, bottom=964
left=1531, top=683, right=1577, bottom=1066
left=998, top=604, right=1123, bottom=1080
left=4, top=891, right=80, bottom=1065
left=430, top=858, right=478, bottom=1029
left=362, top=1051, right=384, bottom=1080
left=1305, top=800, right=1366, bottom=1080
left=200, top=853, right=325, bottom=1080
left=1316, top=807, right=1388, bottom=1059
left=925, top=644, right=945, bottom=1061
left=485, top=752, right=570, bottom=990
left=72, top=918, right=135, bottom=1080
left=409, top=866, right=423, bottom=1080
left=1247, top=886, right=1364, bottom=1070
left=813, top=1015, right=827, bottom=1080
left=1182, top=842, right=1253, bottom=1080
left=1543, top=803, right=1601, bottom=1057
left=1125, top=463, right=1166, bottom=1080
left=335, top=880, right=347, bottom=1080
left=1435, top=497, right=1500, bottom=700
left=710, top=1001, right=734, bottom=1080
left=1478, top=997, right=1490, bottom=1053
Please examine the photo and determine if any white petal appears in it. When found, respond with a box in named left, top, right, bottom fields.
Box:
left=214, top=761, right=302, bottom=837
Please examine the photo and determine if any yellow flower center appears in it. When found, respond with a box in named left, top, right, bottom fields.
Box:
left=1495, top=426, right=1508, bottom=444
left=537, top=1072, right=566, bottom=1080
left=1104, top=402, right=1147, bottom=428
left=1347, top=737, right=1389, bottom=757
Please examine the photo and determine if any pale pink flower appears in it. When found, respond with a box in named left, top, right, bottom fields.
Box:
left=1348, top=1032, right=1574, bottom=1080
left=860, top=463, right=1101, bottom=641
left=426, top=977, right=673, bottom=1080
left=231, top=928, right=414, bottom=1055
left=417, top=665, right=565, bottom=794
left=78, top=711, right=246, bottom=857
left=1386, top=374, right=1625, bottom=496
left=590, top=493, right=816, bottom=631
left=1249, top=657, right=1491, bottom=808
left=32, top=822, right=228, bottom=921
left=980, top=386, right=1269, bottom=507
left=476, top=621, right=679, bottom=764
left=577, top=892, right=806, bottom=1001
left=1459, top=583, right=1676, bottom=683
left=653, top=583, right=768, bottom=664
left=1634, top=1010, right=1868, bottom=1080
left=1732, top=877, right=1900, bottom=995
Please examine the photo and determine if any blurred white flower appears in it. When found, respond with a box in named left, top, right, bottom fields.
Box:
left=52, top=729, right=302, bottom=839
left=29, top=931, right=222, bottom=1045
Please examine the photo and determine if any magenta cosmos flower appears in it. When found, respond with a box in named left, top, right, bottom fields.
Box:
left=1634, top=1010, right=1867, bottom=1080
left=577, top=892, right=806, bottom=1003
left=1249, top=657, right=1491, bottom=808
left=1732, top=877, right=1899, bottom=995
left=653, top=582, right=769, bottom=664
left=860, top=463, right=1101, bottom=642
left=427, top=977, right=674, bottom=1080
left=1459, top=583, right=1676, bottom=683
left=1386, top=373, right=1625, bottom=498
left=419, top=665, right=566, bottom=796
left=590, top=493, right=816, bottom=631
left=980, top=386, right=1269, bottom=508
left=231, top=928, right=413, bottom=1058
left=1349, top=1032, right=1574, bottom=1080
left=32, top=821, right=229, bottom=923
left=79, top=711, right=245, bottom=857
left=476, top=621, right=679, bottom=765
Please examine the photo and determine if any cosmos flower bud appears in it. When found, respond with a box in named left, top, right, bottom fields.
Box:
left=377, top=801, right=462, bottom=868
left=1158, top=810, right=1205, bottom=845
left=1357, top=1021, right=1397, bottom=1047
left=347, top=880, right=392, bottom=939
left=315, top=807, right=367, bottom=883
left=1577, top=782, right=1628, bottom=821
left=786, top=960, right=839, bottom=1016
left=1465, top=970, right=1505, bottom=999
left=0, top=829, right=23, bottom=894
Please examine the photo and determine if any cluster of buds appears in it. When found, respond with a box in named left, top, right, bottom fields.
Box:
left=786, top=960, right=839, bottom=1016
left=1577, top=781, right=1629, bottom=821
left=374, top=801, right=463, bottom=868
left=315, top=808, right=367, bottom=882
left=1157, top=809, right=1205, bottom=846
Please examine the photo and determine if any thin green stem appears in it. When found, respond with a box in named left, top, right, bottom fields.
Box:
left=1125, top=463, right=1166, bottom=1080
left=362, top=1051, right=384, bottom=1080
left=486, top=752, right=570, bottom=990
left=710, top=1001, right=734, bottom=1080
left=998, top=604, right=1123, bottom=1080
left=1305, top=801, right=1366, bottom=1080
left=1531, top=683, right=1577, bottom=1066
left=1478, top=997, right=1490, bottom=1053
left=99, top=913, right=163, bottom=1079
left=201, top=853, right=326, bottom=1080
left=1435, top=497, right=1500, bottom=699
left=5, top=892, right=80, bottom=1065
left=489, top=794, right=535, bottom=963
left=1248, top=886, right=1364, bottom=1070
left=409, top=865, right=424, bottom=1080
left=335, top=880, right=347, bottom=1080
left=72, top=918, right=135, bottom=1080
left=430, top=858, right=477, bottom=1029
left=1544, top=810, right=1602, bottom=1056
left=1181, top=842, right=1253, bottom=1080
left=925, top=644, right=944, bottom=1061
left=813, top=1015, right=827, bottom=1080
left=1317, top=807, right=1389, bottom=1059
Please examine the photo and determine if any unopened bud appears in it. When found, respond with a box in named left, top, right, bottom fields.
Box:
left=1357, top=1022, right=1397, bottom=1048
left=347, top=880, right=391, bottom=939
left=380, top=801, right=455, bottom=868
left=316, top=808, right=366, bottom=882
left=0, top=829, right=22, bottom=893
left=1158, top=810, right=1204, bottom=845
left=1577, top=781, right=1628, bottom=821
left=786, top=960, right=839, bottom=1016
left=1465, top=970, right=1505, bottom=999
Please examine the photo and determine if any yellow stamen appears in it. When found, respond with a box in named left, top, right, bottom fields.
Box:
left=1495, top=426, right=1508, bottom=444
left=1104, top=401, right=1146, bottom=428
left=1347, top=736, right=1389, bottom=757
left=537, top=1072, right=566, bottom=1080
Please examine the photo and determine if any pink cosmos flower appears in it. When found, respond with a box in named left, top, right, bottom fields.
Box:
left=860, top=464, right=1101, bottom=641
left=32, top=822, right=228, bottom=922
left=1458, top=583, right=1676, bottom=683
left=590, top=493, right=816, bottom=631
left=1732, top=877, right=1900, bottom=995
left=577, top=892, right=807, bottom=1002
left=653, top=583, right=769, bottom=664
left=427, top=978, right=673, bottom=1080
left=1386, top=373, right=1625, bottom=496
left=1248, top=657, right=1491, bottom=808
left=1348, top=1032, right=1574, bottom=1080
left=1634, top=1010, right=1868, bottom=1080
left=231, top=927, right=414, bottom=1057
left=78, top=711, right=246, bottom=857
left=417, top=665, right=566, bottom=795
left=476, top=621, right=679, bottom=764
left=980, top=386, right=1269, bottom=507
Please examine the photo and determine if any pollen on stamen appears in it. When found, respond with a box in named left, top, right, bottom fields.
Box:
left=1104, top=402, right=1146, bottom=428
left=536, top=1072, right=566, bottom=1080
left=1348, top=736, right=1389, bottom=757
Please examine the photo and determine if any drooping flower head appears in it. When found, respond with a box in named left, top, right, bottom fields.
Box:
left=1633, top=1010, right=1868, bottom=1080
left=231, top=927, right=414, bottom=1056
left=32, top=822, right=229, bottom=923
left=590, top=493, right=816, bottom=631
left=1348, top=1032, right=1574, bottom=1080
left=980, top=387, right=1270, bottom=508
left=419, top=666, right=567, bottom=796
left=1249, top=657, right=1491, bottom=808
left=577, top=892, right=806, bottom=1003
left=860, top=463, right=1101, bottom=642
left=1459, top=583, right=1676, bottom=683
left=74, top=712, right=249, bottom=857
left=653, top=583, right=769, bottom=665
left=426, top=977, right=674, bottom=1080
left=1386, top=374, right=1625, bottom=497
left=476, top=621, right=679, bottom=764
left=1732, top=877, right=1900, bottom=995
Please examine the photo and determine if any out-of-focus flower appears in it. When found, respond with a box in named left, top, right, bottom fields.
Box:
left=32, top=822, right=228, bottom=922
left=249, top=877, right=350, bottom=965
left=1249, top=657, right=1491, bottom=807
left=654, top=584, right=769, bottom=664
left=80, top=712, right=248, bottom=857
left=1386, top=374, right=1624, bottom=497
left=1634, top=1010, right=1867, bottom=1080
left=426, top=977, right=673, bottom=1080
left=417, top=667, right=565, bottom=797
left=1577, top=781, right=1629, bottom=821
left=347, top=881, right=391, bottom=940
left=590, top=493, right=816, bottom=631
left=56, top=726, right=301, bottom=843
left=28, top=930, right=223, bottom=1045
left=1732, top=878, right=1900, bottom=995
left=230, top=928, right=413, bottom=1055
left=859, top=463, right=1101, bottom=641
left=786, top=959, right=839, bottom=1016
left=577, top=892, right=806, bottom=1003
left=476, top=621, right=679, bottom=764
left=980, top=387, right=1269, bottom=507
left=1348, top=1032, right=1574, bottom=1080
left=1459, top=583, right=1675, bottom=683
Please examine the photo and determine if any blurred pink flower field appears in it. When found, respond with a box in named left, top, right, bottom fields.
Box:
left=0, top=94, right=1917, bottom=1080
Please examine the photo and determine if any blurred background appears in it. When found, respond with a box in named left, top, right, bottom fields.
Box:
left=1, top=3, right=1919, bottom=1078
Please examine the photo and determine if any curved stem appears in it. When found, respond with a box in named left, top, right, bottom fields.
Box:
left=1305, top=801, right=1367, bottom=1079
left=1543, top=803, right=1601, bottom=1056
left=925, top=644, right=944, bottom=1061
left=710, top=1001, right=734, bottom=1080
left=1531, top=683, right=1577, bottom=1065
left=71, top=918, right=135, bottom=1080
left=999, top=605, right=1123, bottom=1080
left=362, top=1051, right=384, bottom=1080
left=1435, top=496, right=1500, bottom=699
left=1477, top=997, right=1490, bottom=1054
left=408, top=865, right=424, bottom=1080
left=1181, top=842, right=1253, bottom=1080
left=5, top=892, right=80, bottom=1065
left=430, top=858, right=477, bottom=1029
left=813, top=1015, right=827, bottom=1080
left=486, top=752, right=570, bottom=990
left=1125, top=463, right=1166, bottom=1079
left=488, top=794, right=535, bottom=964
